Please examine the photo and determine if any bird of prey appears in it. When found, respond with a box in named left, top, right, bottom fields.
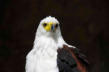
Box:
left=25, top=16, right=89, bottom=72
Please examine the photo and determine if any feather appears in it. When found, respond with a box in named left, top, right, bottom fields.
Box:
left=57, top=45, right=89, bottom=72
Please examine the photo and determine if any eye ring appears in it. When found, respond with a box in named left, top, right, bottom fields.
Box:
left=55, top=24, right=58, bottom=28
left=43, top=23, right=47, bottom=27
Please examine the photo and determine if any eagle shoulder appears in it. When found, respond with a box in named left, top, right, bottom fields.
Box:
left=57, top=45, right=89, bottom=72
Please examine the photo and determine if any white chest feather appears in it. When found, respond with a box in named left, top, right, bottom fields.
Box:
left=36, top=37, right=58, bottom=72
left=26, top=37, right=60, bottom=72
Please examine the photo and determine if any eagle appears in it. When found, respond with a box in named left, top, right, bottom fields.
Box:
left=25, top=16, right=89, bottom=72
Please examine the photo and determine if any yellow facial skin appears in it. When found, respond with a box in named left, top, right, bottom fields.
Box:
left=44, top=22, right=53, bottom=31
left=43, top=22, right=57, bottom=32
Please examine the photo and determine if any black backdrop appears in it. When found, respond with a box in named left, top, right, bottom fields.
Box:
left=0, top=0, right=109, bottom=72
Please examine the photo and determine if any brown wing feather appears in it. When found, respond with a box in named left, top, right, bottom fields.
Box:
left=63, top=45, right=89, bottom=72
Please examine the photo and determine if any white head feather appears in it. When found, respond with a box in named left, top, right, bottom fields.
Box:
left=34, top=16, right=75, bottom=48
left=34, top=16, right=67, bottom=48
left=36, top=16, right=61, bottom=39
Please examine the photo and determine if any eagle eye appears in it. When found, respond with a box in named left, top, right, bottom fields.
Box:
left=43, top=23, right=47, bottom=27
left=55, top=24, right=58, bottom=28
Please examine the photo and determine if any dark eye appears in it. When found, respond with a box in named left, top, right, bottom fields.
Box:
left=43, top=23, right=47, bottom=27
left=55, top=24, right=58, bottom=28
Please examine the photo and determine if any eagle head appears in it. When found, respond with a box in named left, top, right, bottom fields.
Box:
left=36, top=16, right=61, bottom=37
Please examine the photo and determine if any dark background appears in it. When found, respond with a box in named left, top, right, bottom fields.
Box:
left=0, top=0, right=109, bottom=72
